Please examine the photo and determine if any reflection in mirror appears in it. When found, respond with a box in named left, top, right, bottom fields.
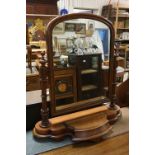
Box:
left=52, top=19, right=110, bottom=110
left=51, top=18, right=111, bottom=111
left=52, top=19, right=110, bottom=65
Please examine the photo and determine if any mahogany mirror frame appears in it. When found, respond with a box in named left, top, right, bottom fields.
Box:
left=45, top=13, right=116, bottom=117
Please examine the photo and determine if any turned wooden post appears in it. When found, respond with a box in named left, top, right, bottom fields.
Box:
left=39, top=51, right=50, bottom=128
left=110, top=55, right=117, bottom=108
left=109, top=43, right=120, bottom=108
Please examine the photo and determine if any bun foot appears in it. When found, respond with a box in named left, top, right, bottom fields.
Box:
left=105, top=104, right=122, bottom=124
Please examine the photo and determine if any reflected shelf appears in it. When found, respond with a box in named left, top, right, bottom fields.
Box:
left=82, top=85, right=98, bottom=91
left=81, top=69, right=98, bottom=74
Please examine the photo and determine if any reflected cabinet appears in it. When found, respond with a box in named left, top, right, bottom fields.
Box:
left=68, top=53, right=102, bottom=100
left=54, top=66, right=77, bottom=108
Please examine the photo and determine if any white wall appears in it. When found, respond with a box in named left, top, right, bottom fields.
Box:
left=58, top=0, right=129, bottom=15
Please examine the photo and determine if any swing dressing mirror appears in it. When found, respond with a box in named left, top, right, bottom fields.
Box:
left=45, top=13, right=115, bottom=116
left=33, top=13, right=121, bottom=142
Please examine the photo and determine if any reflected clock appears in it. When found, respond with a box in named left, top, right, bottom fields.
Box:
left=55, top=79, right=73, bottom=95
left=57, top=81, right=67, bottom=93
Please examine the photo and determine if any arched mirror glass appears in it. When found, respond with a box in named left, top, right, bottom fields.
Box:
left=52, top=19, right=110, bottom=63
left=46, top=14, right=115, bottom=116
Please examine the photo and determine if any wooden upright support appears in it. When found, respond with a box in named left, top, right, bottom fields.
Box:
left=106, top=45, right=121, bottom=124
left=39, top=51, right=50, bottom=128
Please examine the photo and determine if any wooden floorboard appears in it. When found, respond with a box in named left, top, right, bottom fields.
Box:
left=40, top=132, right=129, bottom=155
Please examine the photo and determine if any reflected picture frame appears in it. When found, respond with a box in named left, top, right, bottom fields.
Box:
left=65, top=23, right=76, bottom=32
left=53, top=23, right=65, bottom=34
left=75, top=23, right=86, bottom=34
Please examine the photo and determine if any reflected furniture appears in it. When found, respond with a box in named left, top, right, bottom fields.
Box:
left=54, top=66, right=77, bottom=107
left=68, top=53, right=102, bottom=100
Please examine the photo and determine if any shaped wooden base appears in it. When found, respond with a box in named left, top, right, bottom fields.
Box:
left=65, top=112, right=112, bottom=141
left=105, top=104, right=122, bottom=124
left=33, top=104, right=121, bottom=142
left=33, top=113, right=111, bottom=142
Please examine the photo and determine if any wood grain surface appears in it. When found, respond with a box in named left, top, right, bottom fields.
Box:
left=50, top=105, right=108, bottom=125
left=40, top=132, right=129, bottom=155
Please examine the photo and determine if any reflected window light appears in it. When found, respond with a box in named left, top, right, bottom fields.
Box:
left=73, top=9, right=94, bottom=14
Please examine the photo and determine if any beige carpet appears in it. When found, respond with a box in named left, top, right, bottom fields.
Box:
left=105, top=107, right=129, bottom=139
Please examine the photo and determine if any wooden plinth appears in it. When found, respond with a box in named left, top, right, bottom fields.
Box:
left=65, top=112, right=112, bottom=142
left=33, top=104, right=121, bottom=142
left=33, top=122, right=67, bottom=140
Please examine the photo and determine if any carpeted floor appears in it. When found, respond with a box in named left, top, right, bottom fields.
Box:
left=26, top=107, right=129, bottom=155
